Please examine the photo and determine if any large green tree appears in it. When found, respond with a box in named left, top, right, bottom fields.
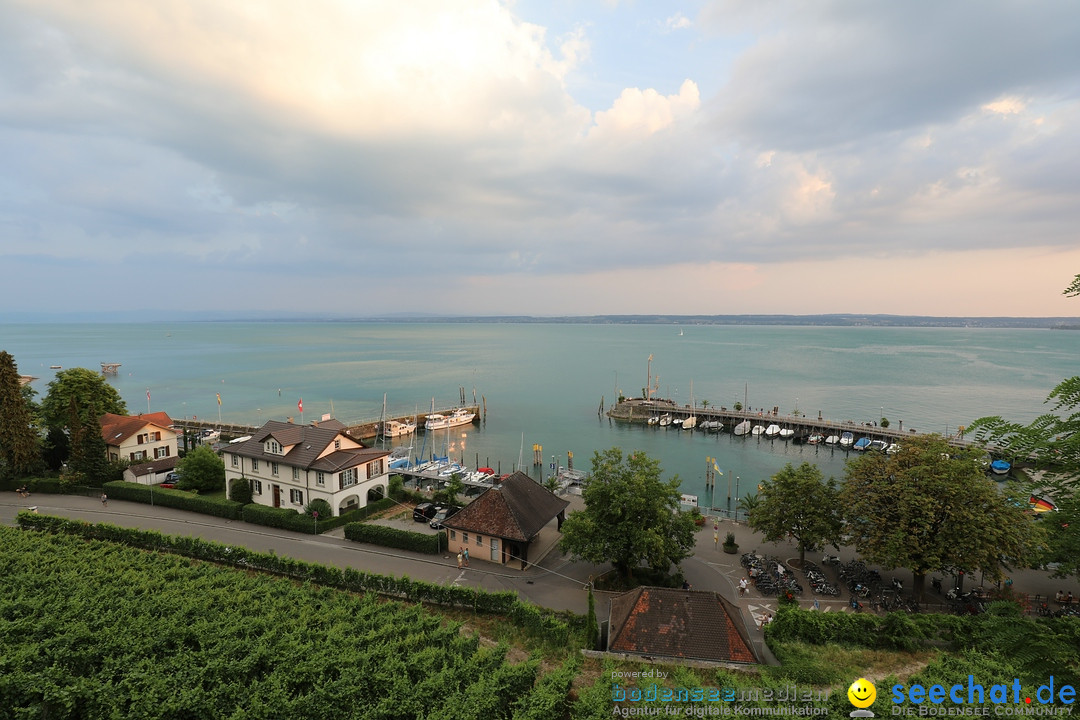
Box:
left=40, top=368, right=126, bottom=433
left=176, top=445, right=225, bottom=493
left=748, top=462, right=842, bottom=567
left=559, top=447, right=697, bottom=580
left=0, top=351, right=41, bottom=478
left=840, top=434, right=1044, bottom=600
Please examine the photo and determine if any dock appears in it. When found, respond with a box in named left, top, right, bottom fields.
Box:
left=171, top=405, right=482, bottom=442
left=607, top=398, right=976, bottom=448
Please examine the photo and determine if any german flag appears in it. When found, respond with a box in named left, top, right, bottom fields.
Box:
left=1029, top=495, right=1056, bottom=512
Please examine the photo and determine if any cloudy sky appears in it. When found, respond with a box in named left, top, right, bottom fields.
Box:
left=2, top=0, right=1080, bottom=319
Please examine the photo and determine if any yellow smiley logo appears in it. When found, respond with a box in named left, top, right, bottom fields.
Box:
left=848, top=677, right=876, bottom=709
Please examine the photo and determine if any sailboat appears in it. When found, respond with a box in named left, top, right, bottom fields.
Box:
left=682, top=380, right=697, bottom=430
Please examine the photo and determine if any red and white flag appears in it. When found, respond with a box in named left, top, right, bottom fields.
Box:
left=146, top=388, right=151, bottom=402
left=298, top=398, right=303, bottom=413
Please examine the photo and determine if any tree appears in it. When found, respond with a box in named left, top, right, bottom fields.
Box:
left=748, top=462, right=843, bottom=567
left=67, top=405, right=112, bottom=487
left=840, top=434, right=1045, bottom=600
left=0, top=351, right=41, bottom=479
left=40, top=368, right=126, bottom=432
left=176, top=445, right=225, bottom=493
left=559, top=447, right=697, bottom=580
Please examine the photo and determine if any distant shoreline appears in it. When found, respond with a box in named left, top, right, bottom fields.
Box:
left=4, top=313, right=1080, bottom=329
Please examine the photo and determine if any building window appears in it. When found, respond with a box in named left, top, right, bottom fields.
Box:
left=271, top=462, right=279, bottom=476
left=292, top=467, right=299, bottom=480
left=154, top=446, right=170, bottom=459
left=151, top=431, right=161, bottom=442
left=476, top=535, right=482, bottom=546
left=266, top=439, right=281, bottom=454
left=252, top=479, right=263, bottom=495
left=462, top=533, right=469, bottom=545
left=449, top=530, right=456, bottom=540
left=290, top=489, right=303, bottom=505
left=339, top=468, right=356, bottom=490
left=316, top=471, right=325, bottom=486
left=334, top=439, right=341, bottom=450
left=367, top=458, right=385, bottom=479
left=231, top=455, right=239, bottom=468
left=252, top=459, right=259, bottom=473
left=129, top=451, right=147, bottom=462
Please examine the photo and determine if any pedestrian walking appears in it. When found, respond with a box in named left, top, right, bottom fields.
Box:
left=456, top=551, right=463, bottom=569
left=739, top=577, right=748, bottom=596
left=100, top=492, right=108, bottom=507
left=463, top=547, right=469, bottom=566
left=813, top=598, right=820, bottom=611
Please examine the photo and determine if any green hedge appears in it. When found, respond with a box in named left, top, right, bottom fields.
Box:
left=103, top=480, right=245, bottom=519
left=764, top=602, right=963, bottom=651
left=343, top=522, right=446, bottom=554
left=15, top=512, right=570, bottom=645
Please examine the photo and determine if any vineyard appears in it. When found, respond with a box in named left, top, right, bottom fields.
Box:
left=0, top=525, right=584, bottom=719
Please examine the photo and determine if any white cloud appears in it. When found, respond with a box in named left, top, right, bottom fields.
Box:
left=589, top=79, right=700, bottom=139
left=666, top=13, right=692, bottom=31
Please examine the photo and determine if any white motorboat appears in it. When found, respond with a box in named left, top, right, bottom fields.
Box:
left=808, top=433, right=825, bottom=445
left=752, top=424, right=766, bottom=435
left=647, top=415, right=660, bottom=426
left=765, top=424, right=781, bottom=438
left=388, top=447, right=412, bottom=470
left=869, top=440, right=888, bottom=452
left=659, top=414, right=672, bottom=427
left=886, top=443, right=901, bottom=454
left=824, top=435, right=840, bottom=445
left=778, top=427, right=795, bottom=440
left=839, top=432, right=855, bottom=448
left=733, top=420, right=751, bottom=436
left=672, top=418, right=684, bottom=427
left=682, top=415, right=697, bottom=430
left=382, top=419, right=417, bottom=438
left=424, top=408, right=475, bottom=431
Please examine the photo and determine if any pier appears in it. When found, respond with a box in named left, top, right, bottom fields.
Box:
left=607, top=398, right=977, bottom=449
left=171, top=405, right=482, bottom=442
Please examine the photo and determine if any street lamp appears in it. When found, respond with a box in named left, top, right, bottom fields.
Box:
left=313, top=510, right=318, bottom=534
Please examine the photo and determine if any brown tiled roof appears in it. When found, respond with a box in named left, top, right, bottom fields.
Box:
left=230, top=420, right=387, bottom=471
left=443, top=471, right=569, bottom=542
left=608, top=587, right=758, bottom=664
left=100, top=412, right=174, bottom=445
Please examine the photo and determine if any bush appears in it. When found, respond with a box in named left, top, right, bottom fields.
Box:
left=241, top=504, right=317, bottom=534
left=305, top=498, right=333, bottom=519
left=229, top=477, right=253, bottom=505
left=102, top=481, right=244, bottom=519
left=343, top=522, right=446, bottom=554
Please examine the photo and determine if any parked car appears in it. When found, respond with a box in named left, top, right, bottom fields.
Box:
left=160, top=471, right=181, bottom=488
left=429, top=506, right=461, bottom=529
left=413, top=502, right=439, bottom=522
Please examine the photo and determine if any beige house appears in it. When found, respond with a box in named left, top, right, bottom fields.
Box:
left=100, top=412, right=178, bottom=465
left=223, top=419, right=390, bottom=516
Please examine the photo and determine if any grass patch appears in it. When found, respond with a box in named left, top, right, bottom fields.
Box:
left=765, top=641, right=936, bottom=686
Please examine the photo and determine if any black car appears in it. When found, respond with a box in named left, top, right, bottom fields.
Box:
left=413, top=502, right=439, bottom=522
left=429, top=506, right=461, bottom=529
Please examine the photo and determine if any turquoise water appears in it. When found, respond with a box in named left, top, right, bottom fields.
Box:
left=5, top=322, right=1078, bottom=506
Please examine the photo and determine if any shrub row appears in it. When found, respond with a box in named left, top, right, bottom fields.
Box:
left=238, top=499, right=396, bottom=534
left=343, top=522, right=446, bottom=554
left=103, top=480, right=245, bottom=519
left=765, top=602, right=964, bottom=651
left=16, top=511, right=571, bottom=645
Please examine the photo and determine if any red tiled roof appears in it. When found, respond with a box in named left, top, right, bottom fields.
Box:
left=100, top=412, right=174, bottom=446
left=608, top=587, right=758, bottom=664
left=443, top=471, right=569, bottom=542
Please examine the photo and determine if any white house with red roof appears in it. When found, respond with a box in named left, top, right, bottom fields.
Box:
left=100, top=411, right=178, bottom=465
left=223, top=420, right=390, bottom=516
left=99, top=412, right=180, bottom=485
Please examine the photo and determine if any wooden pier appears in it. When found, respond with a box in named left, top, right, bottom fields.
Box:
left=171, top=405, right=482, bottom=442
left=607, top=398, right=976, bottom=448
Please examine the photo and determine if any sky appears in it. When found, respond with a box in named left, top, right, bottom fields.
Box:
left=2, top=0, right=1080, bottom=319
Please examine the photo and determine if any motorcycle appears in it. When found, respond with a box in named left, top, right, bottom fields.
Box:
left=822, top=553, right=841, bottom=565
left=891, top=577, right=904, bottom=592
left=931, top=577, right=942, bottom=594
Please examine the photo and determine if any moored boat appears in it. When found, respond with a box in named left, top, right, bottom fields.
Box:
left=733, top=420, right=751, bottom=436
left=808, top=433, right=825, bottom=445
left=424, top=408, right=475, bottom=431
left=659, top=414, right=672, bottom=427
left=869, top=440, right=888, bottom=452
left=752, top=424, right=766, bottom=436
left=825, top=434, right=840, bottom=445
left=853, top=437, right=871, bottom=451
left=839, top=432, right=854, bottom=448
left=382, top=419, right=417, bottom=438
left=765, top=424, right=781, bottom=438
left=779, top=427, right=795, bottom=440
left=990, top=459, right=1011, bottom=476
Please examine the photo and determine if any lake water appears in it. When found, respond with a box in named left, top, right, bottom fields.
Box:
left=5, top=322, right=1077, bottom=509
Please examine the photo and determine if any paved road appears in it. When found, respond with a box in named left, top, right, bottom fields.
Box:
left=4, top=492, right=1076, bottom=662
